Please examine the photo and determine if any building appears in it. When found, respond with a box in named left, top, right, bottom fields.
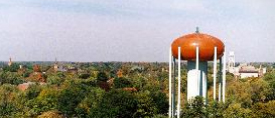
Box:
left=229, top=63, right=267, bottom=79
left=228, top=51, right=235, bottom=73
left=8, top=57, right=12, bottom=66
left=226, top=51, right=267, bottom=79
left=53, top=58, right=68, bottom=72
left=239, top=64, right=259, bottom=78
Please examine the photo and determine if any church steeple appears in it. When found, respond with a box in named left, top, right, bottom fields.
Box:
left=8, top=57, right=12, bottom=66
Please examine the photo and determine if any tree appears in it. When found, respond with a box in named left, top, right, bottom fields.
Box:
left=97, top=71, right=108, bottom=82
left=263, top=70, right=275, bottom=101
left=89, top=89, right=138, bottom=118
left=150, top=90, right=168, bottom=115
left=26, top=87, right=60, bottom=117
left=2, top=63, right=20, bottom=72
left=134, top=90, right=158, bottom=117
left=0, top=84, right=21, bottom=117
left=223, top=103, right=252, bottom=118
left=0, top=71, right=25, bottom=85
left=207, top=101, right=228, bottom=118
left=113, top=77, right=132, bottom=88
left=75, top=87, right=105, bottom=118
left=181, top=96, right=208, bottom=118
left=57, top=82, right=90, bottom=116
left=251, top=100, right=275, bottom=118
left=78, top=73, right=91, bottom=79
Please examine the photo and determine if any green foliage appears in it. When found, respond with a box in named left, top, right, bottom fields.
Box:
left=134, top=90, right=158, bottom=117
left=226, top=78, right=272, bottom=108
left=75, top=88, right=105, bottom=117
left=26, top=87, right=60, bottom=116
left=2, top=63, right=20, bottom=72
left=263, top=70, right=275, bottom=101
left=78, top=73, right=91, bottom=79
left=249, top=79, right=271, bottom=103
left=89, top=89, right=138, bottom=118
left=133, top=90, right=168, bottom=117
left=23, top=70, right=32, bottom=78
left=263, top=70, right=275, bottom=81
left=207, top=101, right=230, bottom=118
left=97, top=71, right=108, bottom=82
left=0, top=62, right=274, bottom=117
left=131, top=77, right=146, bottom=89
left=223, top=103, right=252, bottom=118
left=0, top=71, right=25, bottom=85
left=25, top=84, right=42, bottom=100
left=57, top=72, right=65, bottom=79
left=182, top=96, right=208, bottom=118
left=0, top=84, right=21, bottom=117
left=251, top=100, right=275, bottom=117
left=114, top=77, right=132, bottom=88
left=57, top=81, right=91, bottom=116
left=152, top=114, right=167, bottom=118
left=47, top=76, right=64, bottom=86
left=150, top=90, right=169, bottom=114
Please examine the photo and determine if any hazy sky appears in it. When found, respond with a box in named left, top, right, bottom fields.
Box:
left=0, top=0, right=274, bottom=62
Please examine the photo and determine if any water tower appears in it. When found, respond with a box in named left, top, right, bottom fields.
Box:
left=168, top=28, right=227, bottom=118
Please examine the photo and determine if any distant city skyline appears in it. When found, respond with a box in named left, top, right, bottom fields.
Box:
left=0, top=0, right=274, bottom=62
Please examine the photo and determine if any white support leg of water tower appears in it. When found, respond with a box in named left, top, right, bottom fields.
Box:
left=172, top=58, right=176, bottom=117
left=169, top=47, right=172, bottom=118
left=196, top=46, right=200, bottom=96
left=222, top=47, right=227, bottom=103
left=213, top=47, right=217, bottom=100
left=177, top=47, right=181, bottom=118
left=187, top=46, right=200, bottom=101
left=203, top=68, right=207, bottom=102
left=219, top=58, right=222, bottom=102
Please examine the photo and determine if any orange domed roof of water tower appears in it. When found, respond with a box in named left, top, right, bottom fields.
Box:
left=171, top=28, right=224, bottom=61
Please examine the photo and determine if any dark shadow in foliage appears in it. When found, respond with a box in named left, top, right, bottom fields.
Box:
left=151, top=90, right=169, bottom=115
left=57, top=80, right=93, bottom=117
left=114, top=77, right=132, bottom=89
left=97, top=71, right=108, bottom=82
left=25, top=84, right=42, bottom=100
left=78, top=73, right=91, bottom=79
left=89, top=89, right=138, bottom=118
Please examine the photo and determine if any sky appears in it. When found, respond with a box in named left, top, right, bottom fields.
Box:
left=0, top=0, right=274, bottom=62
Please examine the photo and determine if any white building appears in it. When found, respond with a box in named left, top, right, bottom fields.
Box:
left=239, top=65, right=259, bottom=78
left=230, top=63, right=267, bottom=79
left=226, top=51, right=267, bottom=79
left=228, top=51, right=235, bottom=73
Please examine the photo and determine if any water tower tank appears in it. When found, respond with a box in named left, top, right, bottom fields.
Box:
left=171, top=33, right=224, bottom=61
